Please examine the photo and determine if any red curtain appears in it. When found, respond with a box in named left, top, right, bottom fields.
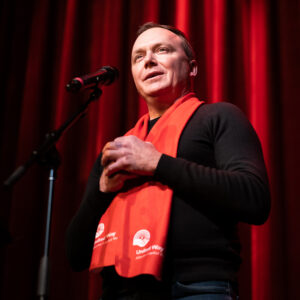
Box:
left=0, top=0, right=299, bottom=299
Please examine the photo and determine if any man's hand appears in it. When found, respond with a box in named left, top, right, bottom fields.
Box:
left=101, top=135, right=162, bottom=177
left=99, top=136, right=162, bottom=193
left=99, top=168, right=136, bottom=193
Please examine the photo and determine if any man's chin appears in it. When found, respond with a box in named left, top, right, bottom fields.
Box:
left=141, top=87, right=170, bottom=99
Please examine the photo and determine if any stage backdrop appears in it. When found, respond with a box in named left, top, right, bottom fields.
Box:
left=0, top=0, right=299, bottom=299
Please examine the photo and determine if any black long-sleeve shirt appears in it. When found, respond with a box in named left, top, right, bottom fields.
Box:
left=66, top=102, right=270, bottom=288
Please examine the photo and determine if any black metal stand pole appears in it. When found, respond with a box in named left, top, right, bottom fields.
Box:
left=2, top=86, right=103, bottom=299
left=36, top=167, right=56, bottom=299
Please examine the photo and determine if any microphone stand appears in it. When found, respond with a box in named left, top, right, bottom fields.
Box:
left=4, top=86, right=103, bottom=299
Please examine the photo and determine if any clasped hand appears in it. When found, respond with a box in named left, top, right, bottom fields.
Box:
left=99, top=135, right=162, bottom=193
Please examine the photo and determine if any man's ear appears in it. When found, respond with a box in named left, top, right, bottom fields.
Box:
left=189, top=60, right=198, bottom=77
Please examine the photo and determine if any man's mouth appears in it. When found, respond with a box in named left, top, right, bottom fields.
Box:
left=144, top=71, right=164, bottom=81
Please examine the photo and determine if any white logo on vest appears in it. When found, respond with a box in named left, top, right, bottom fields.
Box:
left=95, top=223, right=105, bottom=239
left=133, top=229, right=150, bottom=247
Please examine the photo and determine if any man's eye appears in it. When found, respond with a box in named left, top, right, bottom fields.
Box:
left=157, top=47, right=169, bottom=53
left=135, top=54, right=143, bottom=62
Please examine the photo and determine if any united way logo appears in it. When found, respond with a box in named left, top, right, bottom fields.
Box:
left=133, top=229, right=150, bottom=247
left=95, top=223, right=105, bottom=239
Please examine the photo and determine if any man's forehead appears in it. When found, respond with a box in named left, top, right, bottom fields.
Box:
left=132, top=27, right=182, bottom=53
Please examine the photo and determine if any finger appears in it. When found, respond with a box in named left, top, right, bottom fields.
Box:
left=100, top=172, right=124, bottom=193
left=101, top=149, right=123, bottom=166
left=109, top=172, right=136, bottom=181
left=106, top=157, right=130, bottom=177
left=113, top=136, right=126, bottom=144
left=102, top=141, right=112, bottom=152
left=100, top=168, right=137, bottom=193
left=114, top=135, right=137, bottom=145
left=101, top=144, right=115, bottom=162
left=102, top=138, right=125, bottom=153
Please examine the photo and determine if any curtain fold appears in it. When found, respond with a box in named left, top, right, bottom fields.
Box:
left=0, top=0, right=299, bottom=299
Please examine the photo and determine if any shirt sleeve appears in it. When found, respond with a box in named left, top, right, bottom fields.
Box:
left=154, top=102, right=271, bottom=225
left=65, top=154, right=116, bottom=271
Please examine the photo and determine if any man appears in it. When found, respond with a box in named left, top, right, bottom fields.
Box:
left=66, top=23, right=270, bottom=300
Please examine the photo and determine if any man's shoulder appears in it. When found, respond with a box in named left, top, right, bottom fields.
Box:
left=200, top=101, right=242, bottom=113
left=189, top=101, right=253, bottom=135
left=195, top=101, right=246, bottom=120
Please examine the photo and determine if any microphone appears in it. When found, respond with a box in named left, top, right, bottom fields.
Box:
left=66, top=66, right=119, bottom=92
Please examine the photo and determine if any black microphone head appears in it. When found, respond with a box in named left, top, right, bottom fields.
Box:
left=100, top=66, right=119, bottom=85
left=66, top=66, right=119, bottom=93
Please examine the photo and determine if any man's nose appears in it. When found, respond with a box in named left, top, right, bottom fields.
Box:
left=144, top=51, right=157, bottom=68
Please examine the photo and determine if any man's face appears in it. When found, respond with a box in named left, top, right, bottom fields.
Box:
left=131, top=27, right=193, bottom=103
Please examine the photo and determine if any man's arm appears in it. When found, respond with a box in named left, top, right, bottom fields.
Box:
left=154, top=103, right=270, bottom=225
left=65, top=154, right=116, bottom=271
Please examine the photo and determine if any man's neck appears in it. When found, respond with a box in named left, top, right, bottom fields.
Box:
left=148, top=103, right=172, bottom=119
left=146, top=90, right=192, bottom=120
